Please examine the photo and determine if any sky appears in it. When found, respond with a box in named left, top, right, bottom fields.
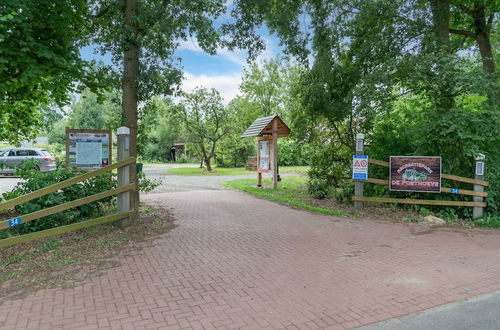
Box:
left=80, top=30, right=281, bottom=105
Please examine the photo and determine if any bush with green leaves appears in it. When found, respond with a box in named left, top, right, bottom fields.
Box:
left=0, top=160, right=162, bottom=238
left=0, top=162, right=115, bottom=237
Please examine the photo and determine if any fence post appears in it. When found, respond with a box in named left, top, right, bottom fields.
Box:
left=116, top=127, right=132, bottom=227
left=473, top=153, right=485, bottom=219
left=354, top=133, right=365, bottom=210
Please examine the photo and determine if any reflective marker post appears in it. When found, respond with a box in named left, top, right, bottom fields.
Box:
left=354, top=133, right=365, bottom=210
left=473, top=153, right=485, bottom=219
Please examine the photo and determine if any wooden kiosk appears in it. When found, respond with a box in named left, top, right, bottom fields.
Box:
left=241, top=115, right=291, bottom=189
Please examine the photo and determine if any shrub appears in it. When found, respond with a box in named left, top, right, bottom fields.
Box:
left=0, top=160, right=163, bottom=237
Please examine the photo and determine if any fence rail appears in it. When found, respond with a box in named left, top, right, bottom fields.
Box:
left=0, top=156, right=136, bottom=248
left=353, top=157, right=488, bottom=215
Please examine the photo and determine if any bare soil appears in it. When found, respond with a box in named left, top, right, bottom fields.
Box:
left=0, top=204, right=175, bottom=302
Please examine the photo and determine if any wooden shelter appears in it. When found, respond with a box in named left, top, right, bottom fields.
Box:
left=241, top=115, right=291, bottom=189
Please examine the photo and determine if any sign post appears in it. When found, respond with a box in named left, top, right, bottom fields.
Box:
left=473, top=154, right=485, bottom=219
left=117, top=127, right=132, bottom=227
left=354, top=133, right=365, bottom=209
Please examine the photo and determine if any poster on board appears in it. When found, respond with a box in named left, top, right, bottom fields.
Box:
left=66, top=129, right=112, bottom=170
left=258, top=140, right=270, bottom=172
left=389, top=156, right=441, bottom=193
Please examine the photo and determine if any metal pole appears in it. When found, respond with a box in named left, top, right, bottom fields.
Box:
left=116, top=127, right=131, bottom=227
left=354, top=133, right=365, bottom=210
left=473, top=153, right=485, bottom=219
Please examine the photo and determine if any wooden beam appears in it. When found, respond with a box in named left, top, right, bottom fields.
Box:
left=368, top=159, right=389, bottom=167
left=352, top=196, right=486, bottom=207
left=442, top=173, right=489, bottom=186
left=441, top=187, right=488, bottom=198
left=352, top=179, right=488, bottom=197
left=0, top=211, right=135, bottom=248
left=0, top=157, right=136, bottom=212
left=0, top=183, right=136, bottom=230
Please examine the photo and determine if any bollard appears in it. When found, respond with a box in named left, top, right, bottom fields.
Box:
left=473, top=153, right=485, bottom=219
left=354, top=133, right=365, bottom=210
left=116, top=127, right=132, bottom=227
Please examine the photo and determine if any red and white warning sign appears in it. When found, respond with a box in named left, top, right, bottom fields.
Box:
left=352, top=155, right=369, bottom=180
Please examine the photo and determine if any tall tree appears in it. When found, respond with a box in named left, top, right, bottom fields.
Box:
left=0, top=0, right=98, bottom=143
left=174, top=88, right=233, bottom=172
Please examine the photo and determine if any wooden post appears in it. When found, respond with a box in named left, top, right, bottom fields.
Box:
left=257, top=172, right=262, bottom=187
left=473, top=153, right=485, bottom=219
left=272, top=119, right=278, bottom=189
left=354, top=133, right=365, bottom=209
left=116, top=127, right=132, bottom=227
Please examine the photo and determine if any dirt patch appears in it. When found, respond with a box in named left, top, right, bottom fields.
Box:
left=0, top=203, right=175, bottom=302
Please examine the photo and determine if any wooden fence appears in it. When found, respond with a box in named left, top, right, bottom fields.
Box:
left=0, top=157, right=136, bottom=248
left=352, top=158, right=488, bottom=213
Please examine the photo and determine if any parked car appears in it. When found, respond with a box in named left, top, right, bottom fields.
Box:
left=0, top=148, right=57, bottom=174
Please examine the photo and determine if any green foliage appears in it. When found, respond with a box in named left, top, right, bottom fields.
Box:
left=224, top=177, right=348, bottom=217
left=138, top=97, right=180, bottom=162
left=0, top=161, right=116, bottom=236
left=475, top=214, right=500, bottom=228
left=173, top=88, right=234, bottom=171
left=0, top=0, right=108, bottom=144
left=68, top=89, right=122, bottom=130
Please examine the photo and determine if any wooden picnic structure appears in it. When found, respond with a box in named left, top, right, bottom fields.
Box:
left=241, top=115, right=291, bottom=189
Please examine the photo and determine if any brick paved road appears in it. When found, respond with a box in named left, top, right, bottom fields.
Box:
left=1, top=189, right=500, bottom=329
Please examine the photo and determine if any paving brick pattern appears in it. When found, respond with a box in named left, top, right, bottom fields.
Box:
left=1, top=190, right=500, bottom=329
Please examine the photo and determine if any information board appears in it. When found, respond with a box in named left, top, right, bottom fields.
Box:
left=352, top=155, right=368, bottom=180
left=258, top=140, right=270, bottom=172
left=389, top=156, right=441, bottom=193
left=66, top=129, right=112, bottom=170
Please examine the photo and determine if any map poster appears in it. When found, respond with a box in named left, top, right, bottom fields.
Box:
left=259, top=157, right=270, bottom=172
left=66, top=129, right=112, bottom=170
left=259, top=140, right=269, bottom=157
left=389, top=156, right=441, bottom=193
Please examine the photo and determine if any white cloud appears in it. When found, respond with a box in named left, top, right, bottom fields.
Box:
left=178, top=36, right=278, bottom=69
left=180, top=72, right=242, bottom=104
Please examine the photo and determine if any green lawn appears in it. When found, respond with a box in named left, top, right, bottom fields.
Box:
left=167, top=166, right=310, bottom=176
left=223, top=177, right=348, bottom=217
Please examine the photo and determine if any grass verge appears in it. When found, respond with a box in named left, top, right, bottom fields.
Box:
left=168, top=166, right=310, bottom=176
left=223, top=177, right=349, bottom=217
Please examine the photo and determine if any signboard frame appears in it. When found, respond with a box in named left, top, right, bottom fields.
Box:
left=389, top=156, right=442, bottom=193
left=66, top=128, right=112, bottom=170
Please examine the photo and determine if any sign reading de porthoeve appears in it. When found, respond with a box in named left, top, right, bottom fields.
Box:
left=352, top=155, right=368, bottom=180
left=390, top=156, right=441, bottom=193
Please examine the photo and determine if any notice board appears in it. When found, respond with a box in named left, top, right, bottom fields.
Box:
left=389, top=156, right=441, bottom=193
left=66, top=129, right=112, bottom=170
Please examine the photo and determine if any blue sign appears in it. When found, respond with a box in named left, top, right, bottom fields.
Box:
left=450, top=188, right=459, bottom=194
left=352, top=155, right=369, bottom=180
left=8, top=217, right=22, bottom=227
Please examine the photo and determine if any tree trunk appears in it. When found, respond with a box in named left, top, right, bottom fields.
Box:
left=205, top=157, right=212, bottom=171
left=429, top=0, right=451, bottom=54
left=429, top=0, right=454, bottom=112
left=476, top=31, right=495, bottom=75
left=122, top=0, right=139, bottom=212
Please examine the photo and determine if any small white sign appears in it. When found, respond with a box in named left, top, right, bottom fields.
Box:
left=259, top=157, right=269, bottom=172
left=352, top=155, right=368, bottom=180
